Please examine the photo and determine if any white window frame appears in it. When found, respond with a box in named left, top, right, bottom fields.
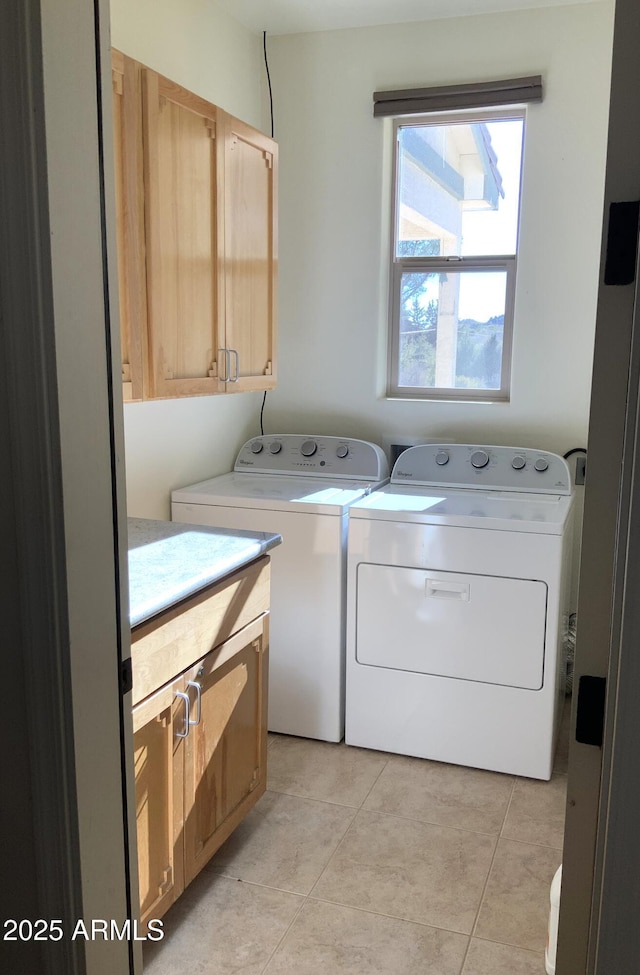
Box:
left=387, top=108, right=525, bottom=402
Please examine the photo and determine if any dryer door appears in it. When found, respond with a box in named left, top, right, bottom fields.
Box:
left=355, top=563, right=547, bottom=689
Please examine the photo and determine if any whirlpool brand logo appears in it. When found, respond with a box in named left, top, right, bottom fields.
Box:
left=395, top=470, right=413, bottom=478
left=237, top=459, right=254, bottom=466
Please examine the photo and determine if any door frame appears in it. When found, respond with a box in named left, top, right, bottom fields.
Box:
left=6, top=0, right=640, bottom=972
left=557, top=0, right=640, bottom=971
left=0, top=1, right=136, bottom=972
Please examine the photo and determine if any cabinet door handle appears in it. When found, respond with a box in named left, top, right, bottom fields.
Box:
left=218, top=348, right=231, bottom=382
left=175, top=691, right=190, bottom=738
left=229, top=348, right=240, bottom=382
left=186, top=681, right=202, bottom=726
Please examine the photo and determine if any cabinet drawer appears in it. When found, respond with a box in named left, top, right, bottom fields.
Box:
left=131, top=556, right=269, bottom=705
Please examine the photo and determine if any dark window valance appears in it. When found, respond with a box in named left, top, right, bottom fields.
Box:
left=373, top=76, right=543, bottom=118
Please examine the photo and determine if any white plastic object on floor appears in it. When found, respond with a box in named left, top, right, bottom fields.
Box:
left=545, top=864, right=562, bottom=974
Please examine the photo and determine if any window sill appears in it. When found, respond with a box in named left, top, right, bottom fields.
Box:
left=384, top=394, right=510, bottom=405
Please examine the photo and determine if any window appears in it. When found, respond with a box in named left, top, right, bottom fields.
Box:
left=388, top=110, right=525, bottom=401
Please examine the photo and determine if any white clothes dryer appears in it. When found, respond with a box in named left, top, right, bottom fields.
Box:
left=345, top=443, right=574, bottom=779
left=172, top=435, right=389, bottom=742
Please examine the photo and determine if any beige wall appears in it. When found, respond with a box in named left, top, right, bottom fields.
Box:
left=109, top=0, right=269, bottom=518
left=267, top=3, right=614, bottom=454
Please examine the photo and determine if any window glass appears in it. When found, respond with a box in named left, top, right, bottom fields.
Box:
left=398, top=269, right=507, bottom=390
left=389, top=111, right=524, bottom=400
left=396, top=118, right=523, bottom=258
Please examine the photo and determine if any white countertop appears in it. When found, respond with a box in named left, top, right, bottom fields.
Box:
left=128, top=517, right=282, bottom=627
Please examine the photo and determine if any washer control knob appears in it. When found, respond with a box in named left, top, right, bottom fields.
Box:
left=336, top=444, right=349, bottom=458
left=250, top=441, right=264, bottom=454
left=435, top=450, right=450, bottom=466
left=534, top=457, right=549, bottom=472
left=511, top=455, right=526, bottom=470
left=269, top=441, right=282, bottom=454
left=470, top=449, right=490, bottom=469
left=301, top=440, right=318, bottom=457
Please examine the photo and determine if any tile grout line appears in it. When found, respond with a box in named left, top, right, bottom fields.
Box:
left=257, top=889, right=309, bottom=975
left=306, top=892, right=473, bottom=937
left=258, top=742, right=384, bottom=975
left=356, top=748, right=391, bottom=807
left=462, top=931, right=548, bottom=954
left=303, top=747, right=390, bottom=901
left=265, top=780, right=564, bottom=850
left=320, top=797, right=516, bottom=840
left=306, top=808, right=362, bottom=901
left=264, top=786, right=361, bottom=810
left=498, top=773, right=519, bottom=844
left=460, top=772, right=519, bottom=971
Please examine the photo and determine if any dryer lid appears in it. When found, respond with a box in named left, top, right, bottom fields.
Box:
left=349, top=483, right=574, bottom=534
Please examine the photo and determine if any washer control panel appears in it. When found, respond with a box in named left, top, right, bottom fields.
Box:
left=391, top=444, right=571, bottom=494
left=234, top=435, right=389, bottom=481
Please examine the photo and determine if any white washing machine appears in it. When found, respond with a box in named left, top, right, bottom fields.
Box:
left=171, top=435, right=389, bottom=742
left=345, top=443, right=574, bottom=779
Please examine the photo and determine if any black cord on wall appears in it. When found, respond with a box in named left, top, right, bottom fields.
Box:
left=260, top=31, right=274, bottom=435
left=263, top=30, right=274, bottom=139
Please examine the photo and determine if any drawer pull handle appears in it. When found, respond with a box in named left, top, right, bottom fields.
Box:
left=425, top=579, right=470, bottom=601
left=175, top=691, right=190, bottom=738
left=187, top=681, right=202, bottom=726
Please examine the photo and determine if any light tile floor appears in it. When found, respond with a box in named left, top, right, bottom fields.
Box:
left=143, top=700, right=570, bottom=975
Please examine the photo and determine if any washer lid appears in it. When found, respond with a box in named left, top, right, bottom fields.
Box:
left=349, top=483, right=574, bottom=534
left=172, top=471, right=382, bottom=514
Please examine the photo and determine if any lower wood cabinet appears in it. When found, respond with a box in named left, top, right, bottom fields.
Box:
left=131, top=558, right=269, bottom=928
left=132, top=675, right=185, bottom=925
left=183, top=616, right=268, bottom=886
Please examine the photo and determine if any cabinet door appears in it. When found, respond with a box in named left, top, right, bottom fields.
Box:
left=111, top=51, right=146, bottom=401
left=142, top=69, right=224, bottom=398
left=222, top=113, right=278, bottom=392
left=183, top=615, right=268, bottom=885
left=132, top=676, right=186, bottom=926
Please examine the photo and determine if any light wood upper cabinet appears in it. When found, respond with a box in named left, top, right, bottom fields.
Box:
left=111, top=51, right=146, bottom=401
left=222, top=113, right=278, bottom=392
left=111, top=51, right=278, bottom=401
left=142, top=70, right=224, bottom=398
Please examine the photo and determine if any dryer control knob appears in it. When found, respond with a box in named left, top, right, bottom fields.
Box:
left=301, top=440, right=318, bottom=457
left=435, top=450, right=450, bottom=466
left=534, top=457, right=549, bottom=472
left=512, top=455, right=526, bottom=470
left=336, top=444, right=349, bottom=458
left=269, top=441, right=282, bottom=454
left=471, top=449, right=490, bottom=469
left=250, top=441, right=264, bottom=454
